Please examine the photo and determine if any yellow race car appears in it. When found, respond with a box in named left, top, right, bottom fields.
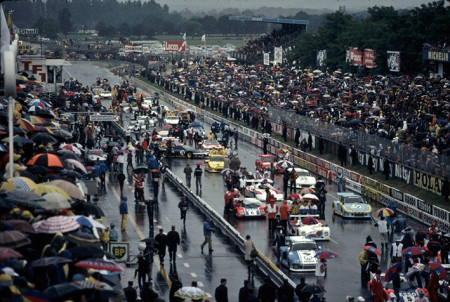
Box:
left=205, top=147, right=226, bottom=172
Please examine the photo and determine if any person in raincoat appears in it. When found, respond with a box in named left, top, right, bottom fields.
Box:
left=336, top=171, right=344, bottom=192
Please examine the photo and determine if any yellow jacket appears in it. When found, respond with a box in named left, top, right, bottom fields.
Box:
left=100, top=229, right=110, bottom=243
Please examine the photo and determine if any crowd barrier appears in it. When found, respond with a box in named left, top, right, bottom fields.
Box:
left=131, top=77, right=450, bottom=234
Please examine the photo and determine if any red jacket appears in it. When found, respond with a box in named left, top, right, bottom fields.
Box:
left=279, top=200, right=290, bottom=220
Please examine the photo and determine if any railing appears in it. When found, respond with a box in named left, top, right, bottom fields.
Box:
left=165, top=168, right=296, bottom=288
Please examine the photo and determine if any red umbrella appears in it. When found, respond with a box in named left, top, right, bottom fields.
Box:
left=402, top=246, right=426, bottom=256
left=0, top=247, right=23, bottom=261
left=195, top=162, right=202, bottom=166
left=75, top=259, right=124, bottom=272
left=300, top=188, right=316, bottom=195
left=27, top=153, right=63, bottom=168
left=4, top=219, right=36, bottom=233
left=288, top=193, right=302, bottom=200
left=315, top=251, right=338, bottom=259
left=362, top=245, right=381, bottom=256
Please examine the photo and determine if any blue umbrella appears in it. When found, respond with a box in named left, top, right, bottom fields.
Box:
left=385, top=262, right=402, bottom=282
left=252, top=91, right=261, bottom=97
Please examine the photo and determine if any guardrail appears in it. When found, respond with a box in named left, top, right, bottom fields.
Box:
left=165, top=168, right=296, bottom=288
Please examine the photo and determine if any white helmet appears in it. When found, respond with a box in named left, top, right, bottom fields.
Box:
left=138, top=243, right=146, bottom=251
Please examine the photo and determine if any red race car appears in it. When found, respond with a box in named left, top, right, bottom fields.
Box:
left=255, top=154, right=277, bottom=172
left=234, top=198, right=267, bottom=219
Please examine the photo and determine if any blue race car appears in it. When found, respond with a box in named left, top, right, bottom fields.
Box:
left=332, top=192, right=372, bottom=219
left=279, top=236, right=320, bottom=272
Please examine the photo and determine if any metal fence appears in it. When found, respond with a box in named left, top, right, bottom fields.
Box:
left=268, top=107, right=450, bottom=177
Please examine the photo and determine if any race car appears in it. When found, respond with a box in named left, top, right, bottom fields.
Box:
left=255, top=154, right=277, bottom=172
left=160, top=144, right=208, bottom=159
left=234, top=198, right=267, bottom=219
left=204, top=148, right=226, bottom=173
left=86, top=149, right=107, bottom=165
left=332, top=192, right=372, bottom=219
left=289, top=168, right=317, bottom=189
left=202, top=140, right=222, bottom=151
left=279, top=236, right=320, bottom=272
left=382, top=278, right=428, bottom=302
left=163, top=115, right=180, bottom=125
left=245, top=183, right=283, bottom=202
left=156, top=125, right=173, bottom=137
left=289, top=215, right=330, bottom=240
left=99, top=89, right=112, bottom=98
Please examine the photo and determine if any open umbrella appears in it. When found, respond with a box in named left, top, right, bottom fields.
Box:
left=302, top=217, right=319, bottom=225
left=302, top=193, right=319, bottom=201
left=428, top=261, right=447, bottom=279
left=52, top=129, right=72, bottom=141
left=27, top=165, right=51, bottom=175
left=0, top=176, right=38, bottom=193
left=362, top=245, right=381, bottom=256
left=374, top=208, right=395, bottom=218
left=58, top=150, right=81, bottom=160
left=288, top=193, right=303, bottom=201
left=402, top=246, right=426, bottom=256
left=43, top=283, right=83, bottom=299
left=36, top=184, right=71, bottom=200
left=0, top=247, right=23, bottom=261
left=385, top=262, right=403, bottom=282
left=75, top=259, right=124, bottom=272
left=4, top=219, right=36, bottom=233
left=42, top=193, right=71, bottom=210
left=2, top=135, right=33, bottom=147
left=67, top=246, right=108, bottom=261
left=61, top=144, right=82, bottom=155
left=220, top=168, right=233, bottom=176
left=71, top=215, right=106, bottom=230
left=346, top=119, right=363, bottom=126
left=175, top=286, right=207, bottom=300
left=0, top=190, right=46, bottom=209
left=71, top=201, right=104, bottom=217
left=30, top=132, right=57, bottom=144
left=33, top=216, right=80, bottom=234
left=302, top=284, right=325, bottom=294
left=276, top=160, right=294, bottom=169
left=16, top=118, right=35, bottom=132
left=27, top=153, right=63, bottom=168
left=0, top=230, right=31, bottom=248
left=315, top=251, right=338, bottom=259
left=47, top=180, right=84, bottom=200
left=66, top=159, right=87, bottom=173
left=31, top=256, right=73, bottom=268
left=133, top=166, right=149, bottom=174
left=66, top=230, right=101, bottom=247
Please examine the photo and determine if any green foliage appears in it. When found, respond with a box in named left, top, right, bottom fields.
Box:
left=289, top=1, right=450, bottom=74
left=34, top=17, right=58, bottom=40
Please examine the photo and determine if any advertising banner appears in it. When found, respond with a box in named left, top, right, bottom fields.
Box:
left=349, top=48, right=363, bottom=66
left=274, top=47, right=283, bottom=64
left=363, top=49, right=376, bottom=68
left=387, top=51, right=400, bottom=72
left=164, top=41, right=186, bottom=52
left=316, top=50, right=327, bottom=67
left=413, top=170, right=443, bottom=195
left=422, top=49, right=450, bottom=63
left=124, top=44, right=142, bottom=54
left=263, top=52, right=270, bottom=66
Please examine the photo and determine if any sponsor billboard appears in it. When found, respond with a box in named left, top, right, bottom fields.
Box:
left=124, top=44, right=142, bottom=54
left=349, top=48, right=363, bottom=66
left=422, top=49, right=449, bottom=63
left=387, top=51, right=400, bottom=72
left=363, top=49, right=376, bottom=68
left=316, top=50, right=327, bottom=67
left=274, top=46, right=283, bottom=64
left=263, top=52, right=270, bottom=66
left=164, top=41, right=186, bottom=52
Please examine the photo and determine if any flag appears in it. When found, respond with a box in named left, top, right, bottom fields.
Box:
left=263, top=52, right=270, bottom=65
left=201, top=34, right=206, bottom=42
left=1, top=4, right=10, bottom=52
left=183, top=33, right=186, bottom=41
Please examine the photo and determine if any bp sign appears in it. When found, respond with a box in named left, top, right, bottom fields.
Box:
left=110, top=242, right=129, bottom=261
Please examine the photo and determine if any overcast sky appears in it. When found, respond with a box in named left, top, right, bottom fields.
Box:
left=154, top=0, right=439, bottom=13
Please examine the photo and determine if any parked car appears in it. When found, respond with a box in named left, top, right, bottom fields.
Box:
left=255, top=154, right=277, bottom=172
left=289, top=168, right=317, bottom=189
left=234, top=198, right=267, bottom=218
left=245, top=183, right=283, bottom=202
left=289, top=215, right=330, bottom=240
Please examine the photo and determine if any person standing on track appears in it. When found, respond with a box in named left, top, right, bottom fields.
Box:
left=178, top=197, right=189, bottom=225
left=194, top=163, right=203, bottom=194
left=167, top=225, right=180, bottom=263
left=200, top=219, right=215, bottom=254
left=119, top=196, right=128, bottom=231
left=154, top=228, right=168, bottom=265
left=117, top=171, right=126, bottom=198
left=375, top=216, right=388, bottom=251
left=183, top=163, right=192, bottom=188
left=145, top=198, right=154, bottom=230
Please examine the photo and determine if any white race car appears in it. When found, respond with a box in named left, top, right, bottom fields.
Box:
left=289, top=168, right=317, bottom=189
left=164, top=115, right=180, bottom=125
left=279, top=236, right=320, bottom=272
left=99, top=90, right=112, bottom=98
left=289, top=215, right=330, bottom=240
left=245, top=183, right=283, bottom=202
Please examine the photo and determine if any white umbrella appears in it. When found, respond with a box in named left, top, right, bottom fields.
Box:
left=175, top=287, right=207, bottom=300
left=42, top=193, right=71, bottom=210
